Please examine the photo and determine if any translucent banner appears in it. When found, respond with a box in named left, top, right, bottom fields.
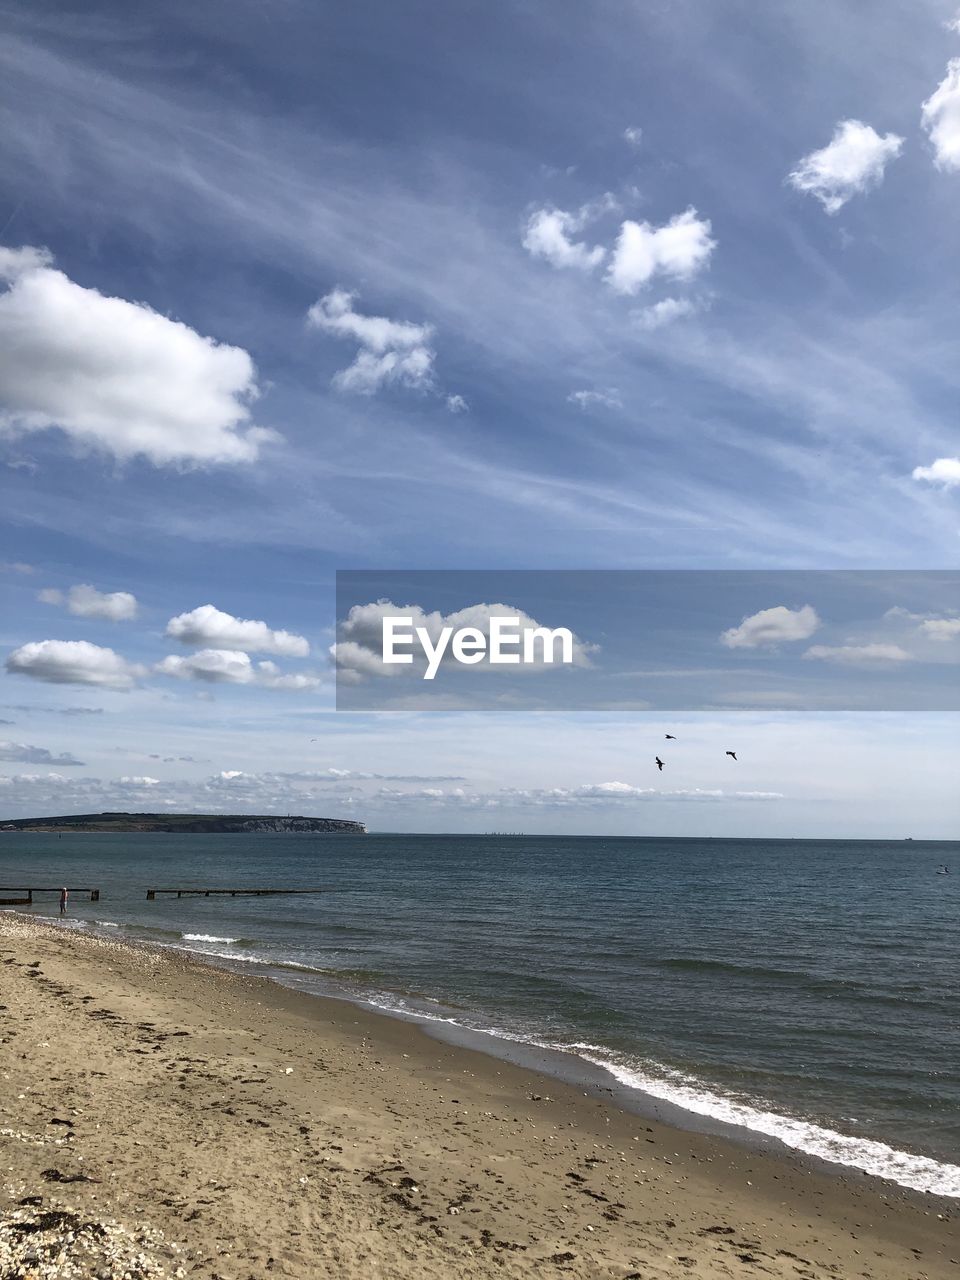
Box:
left=334, top=570, right=960, bottom=711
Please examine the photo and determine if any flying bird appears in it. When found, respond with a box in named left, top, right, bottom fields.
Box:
left=665, top=734, right=677, bottom=740
left=726, top=751, right=737, bottom=761
left=655, top=756, right=664, bottom=771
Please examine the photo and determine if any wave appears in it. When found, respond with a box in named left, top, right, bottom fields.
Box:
left=182, top=933, right=247, bottom=944
left=57, top=916, right=960, bottom=1198
left=353, top=993, right=960, bottom=1199
left=578, top=1052, right=960, bottom=1198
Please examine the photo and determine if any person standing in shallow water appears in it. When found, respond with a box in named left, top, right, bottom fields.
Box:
left=59, top=887, right=67, bottom=916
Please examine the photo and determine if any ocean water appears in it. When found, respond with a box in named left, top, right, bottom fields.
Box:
left=2, top=832, right=958, bottom=1196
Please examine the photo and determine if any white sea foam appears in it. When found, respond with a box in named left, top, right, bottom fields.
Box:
left=578, top=1053, right=960, bottom=1198
left=78, top=923, right=960, bottom=1200
left=356, top=995, right=960, bottom=1198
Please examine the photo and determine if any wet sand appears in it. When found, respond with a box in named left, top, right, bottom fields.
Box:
left=0, top=914, right=956, bottom=1278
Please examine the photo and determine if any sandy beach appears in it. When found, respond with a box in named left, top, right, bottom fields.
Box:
left=0, top=914, right=956, bottom=1279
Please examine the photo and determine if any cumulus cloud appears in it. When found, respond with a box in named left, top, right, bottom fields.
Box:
left=306, top=289, right=435, bottom=395
left=39, top=583, right=138, bottom=622
left=156, top=648, right=320, bottom=691
left=721, top=605, right=820, bottom=649
left=5, top=639, right=144, bottom=689
left=333, top=599, right=596, bottom=681
left=787, top=120, right=903, bottom=213
left=567, top=389, right=622, bottom=410
left=370, top=782, right=782, bottom=809
left=255, top=661, right=322, bottom=691
left=0, top=244, right=272, bottom=466
left=0, top=740, right=84, bottom=766
left=922, top=60, right=960, bottom=171
left=919, top=617, right=960, bottom=641
left=165, top=605, right=309, bottom=657
left=803, top=643, right=911, bottom=665
left=633, top=297, right=700, bottom=331
left=446, top=394, right=469, bottom=414
left=605, top=209, right=715, bottom=295
left=119, top=775, right=159, bottom=786
left=623, top=126, right=644, bottom=147
left=913, top=456, right=960, bottom=486
left=522, top=206, right=607, bottom=271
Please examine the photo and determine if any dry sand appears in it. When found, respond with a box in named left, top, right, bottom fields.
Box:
left=0, top=914, right=956, bottom=1279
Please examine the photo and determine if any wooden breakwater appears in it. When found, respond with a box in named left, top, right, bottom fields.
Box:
left=146, top=887, right=332, bottom=900
left=0, top=886, right=100, bottom=906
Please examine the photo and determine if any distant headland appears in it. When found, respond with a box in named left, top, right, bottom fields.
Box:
left=0, top=812, right=367, bottom=835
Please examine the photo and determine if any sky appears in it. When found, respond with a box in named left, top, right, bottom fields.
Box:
left=0, top=0, right=959, bottom=836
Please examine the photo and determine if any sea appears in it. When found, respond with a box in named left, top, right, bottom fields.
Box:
left=2, top=832, right=958, bottom=1197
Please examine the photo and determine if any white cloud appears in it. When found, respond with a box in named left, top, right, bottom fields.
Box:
left=948, top=11, right=960, bottom=32
left=5, top=639, right=144, bottom=689
left=334, top=599, right=596, bottom=680
left=446, top=394, right=469, bottom=414
left=633, top=297, right=699, bottom=331
left=788, top=120, right=904, bottom=213
left=0, top=244, right=272, bottom=466
left=255, top=661, right=322, bottom=691
left=803, top=643, right=911, bottom=665
left=922, top=60, right=960, bottom=171
left=0, top=560, right=33, bottom=574
left=522, top=207, right=606, bottom=272
left=39, top=583, right=138, bottom=622
left=0, top=740, right=84, bottom=766
left=157, top=648, right=256, bottom=684
left=165, top=604, right=309, bottom=656
left=623, top=126, right=644, bottom=148
left=912, top=456, right=960, bottom=486
left=307, top=287, right=431, bottom=353
left=721, top=605, right=820, bottom=649
left=919, top=617, right=960, bottom=641
left=156, top=648, right=320, bottom=691
left=567, top=389, right=622, bottom=410
left=333, top=347, right=434, bottom=394
left=306, top=289, right=435, bottom=395
left=119, top=775, right=159, bottom=786
left=605, top=209, right=715, bottom=295
left=374, top=782, right=784, bottom=809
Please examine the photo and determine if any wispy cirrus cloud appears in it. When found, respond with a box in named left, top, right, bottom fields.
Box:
left=803, top=643, right=911, bottom=666
left=567, top=388, right=622, bottom=411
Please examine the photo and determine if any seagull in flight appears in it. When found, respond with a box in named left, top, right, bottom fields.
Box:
left=655, top=756, right=664, bottom=771
left=665, top=733, right=677, bottom=740
left=726, top=750, right=737, bottom=761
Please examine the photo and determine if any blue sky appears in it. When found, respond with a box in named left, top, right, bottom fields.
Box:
left=1, top=1, right=959, bottom=834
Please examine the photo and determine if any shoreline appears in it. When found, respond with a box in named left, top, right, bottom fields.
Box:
left=1, top=914, right=956, bottom=1278
left=28, top=905, right=960, bottom=1199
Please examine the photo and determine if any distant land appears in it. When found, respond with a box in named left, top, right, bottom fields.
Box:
left=0, top=812, right=367, bottom=835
